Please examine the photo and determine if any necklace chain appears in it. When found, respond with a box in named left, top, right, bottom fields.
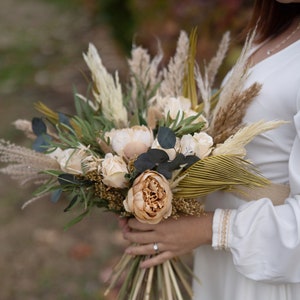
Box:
left=266, top=21, right=300, bottom=56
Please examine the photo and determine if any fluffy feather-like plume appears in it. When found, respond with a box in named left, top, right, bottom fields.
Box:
left=13, top=119, right=36, bottom=139
left=83, top=43, right=128, bottom=128
left=159, top=30, right=189, bottom=97
left=195, top=32, right=230, bottom=118
left=213, top=120, right=288, bottom=157
left=210, top=30, right=256, bottom=138
left=211, top=82, right=262, bottom=144
left=128, top=42, right=163, bottom=100
left=207, top=31, right=230, bottom=87
left=0, top=139, right=60, bottom=184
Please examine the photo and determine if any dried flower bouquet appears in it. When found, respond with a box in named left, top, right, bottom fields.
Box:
left=0, top=29, right=283, bottom=299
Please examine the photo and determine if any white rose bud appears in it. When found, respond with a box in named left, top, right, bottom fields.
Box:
left=56, top=148, right=86, bottom=175
left=180, top=132, right=213, bottom=159
left=101, top=153, right=128, bottom=188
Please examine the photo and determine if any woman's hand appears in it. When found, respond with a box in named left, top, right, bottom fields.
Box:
left=121, top=213, right=214, bottom=268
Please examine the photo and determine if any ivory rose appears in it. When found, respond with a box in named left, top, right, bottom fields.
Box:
left=101, top=153, right=128, bottom=188
left=123, top=170, right=172, bottom=224
left=52, top=148, right=87, bottom=175
left=162, top=96, right=208, bottom=126
left=164, top=96, right=191, bottom=120
left=105, top=125, right=154, bottom=160
left=180, top=132, right=213, bottom=159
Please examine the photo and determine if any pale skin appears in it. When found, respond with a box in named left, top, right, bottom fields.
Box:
left=121, top=1, right=300, bottom=269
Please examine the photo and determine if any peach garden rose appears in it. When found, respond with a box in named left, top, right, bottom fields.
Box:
left=123, top=170, right=173, bottom=224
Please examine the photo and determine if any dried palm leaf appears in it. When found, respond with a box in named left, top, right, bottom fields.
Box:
left=213, top=120, right=287, bottom=157
left=174, top=154, right=269, bottom=199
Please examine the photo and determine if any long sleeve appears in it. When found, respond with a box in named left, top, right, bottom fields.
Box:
left=212, top=87, right=300, bottom=283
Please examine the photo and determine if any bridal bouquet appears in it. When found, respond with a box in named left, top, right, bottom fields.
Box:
left=0, top=29, right=283, bottom=299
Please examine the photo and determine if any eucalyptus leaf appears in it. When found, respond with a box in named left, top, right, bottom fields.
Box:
left=58, top=174, right=80, bottom=186
left=156, top=164, right=173, bottom=179
left=168, top=153, right=187, bottom=169
left=64, top=195, right=79, bottom=212
left=58, top=112, right=72, bottom=128
left=157, top=127, right=176, bottom=149
left=32, top=117, right=47, bottom=136
left=134, top=155, right=156, bottom=173
left=182, top=155, right=200, bottom=169
left=147, top=149, right=169, bottom=163
left=51, top=189, right=62, bottom=203
left=32, top=134, right=52, bottom=152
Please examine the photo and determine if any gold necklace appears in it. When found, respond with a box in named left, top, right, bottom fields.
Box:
left=266, top=21, right=300, bottom=56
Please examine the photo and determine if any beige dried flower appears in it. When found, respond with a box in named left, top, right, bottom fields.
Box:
left=83, top=43, right=128, bottom=128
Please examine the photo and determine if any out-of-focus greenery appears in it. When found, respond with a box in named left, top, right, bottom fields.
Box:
left=79, top=0, right=253, bottom=81
left=84, top=0, right=252, bottom=50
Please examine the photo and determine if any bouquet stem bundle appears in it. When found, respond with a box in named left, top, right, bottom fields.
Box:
left=105, top=253, right=198, bottom=300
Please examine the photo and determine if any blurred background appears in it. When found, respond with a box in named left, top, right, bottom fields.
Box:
left=0, top=0, right=252, bottom=299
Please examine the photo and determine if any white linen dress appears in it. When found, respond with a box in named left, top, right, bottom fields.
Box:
left=193, top=40, right=300, bottom=300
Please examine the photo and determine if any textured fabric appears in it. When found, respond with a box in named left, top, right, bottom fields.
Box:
left=193, top=40, right=300, bottom=299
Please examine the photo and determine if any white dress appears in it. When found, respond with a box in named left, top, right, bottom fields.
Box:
left=193, top=40, right=300, bottom=299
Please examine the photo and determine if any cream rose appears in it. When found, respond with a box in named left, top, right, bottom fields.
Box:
left=123, top=170, right=172, bottom=224
left=180, top=132, right=213, bottom=159
left=101, top=153, right=128, bottom=188
left=164, top=96, right=191, bottom=120
left=55, top=148, right=86, bottom=175
left=105, top=125, right=154, bottom=160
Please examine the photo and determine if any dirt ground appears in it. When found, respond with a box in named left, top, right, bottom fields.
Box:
left=0, top=0, right=129, bottom=299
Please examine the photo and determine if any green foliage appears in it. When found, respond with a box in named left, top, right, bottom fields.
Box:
left=161, top=111, right=206, bottom=137
left=95, top=0, right=137, bottom=52
left=126, top=75, right=161, bottom=127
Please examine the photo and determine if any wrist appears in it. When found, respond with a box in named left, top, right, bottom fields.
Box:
left=202, top=212, right=214, bottom=245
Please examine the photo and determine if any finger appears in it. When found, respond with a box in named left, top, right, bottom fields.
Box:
left=118, top=217, right=130, bottom=233
left=124, top=230, right=157, bottom=245
left=125, top=242, right=162, bottom=256
left=140, top=251, right=174, bottom=268
left=127, top=218, right=155, bottom=231
left=118, top=217, right=128, bottom=228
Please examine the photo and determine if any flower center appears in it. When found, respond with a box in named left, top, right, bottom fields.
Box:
left=143, top=177, right=166, bottom=213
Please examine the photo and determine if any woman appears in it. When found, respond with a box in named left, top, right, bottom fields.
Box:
left=121, top=1, right=300, bottom=299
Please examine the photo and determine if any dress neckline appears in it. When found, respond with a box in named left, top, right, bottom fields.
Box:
left=249, top=39, right=300, bottom=70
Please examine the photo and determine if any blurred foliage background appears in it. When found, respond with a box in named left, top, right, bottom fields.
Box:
left=0, top=0, right=253, bottom=299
